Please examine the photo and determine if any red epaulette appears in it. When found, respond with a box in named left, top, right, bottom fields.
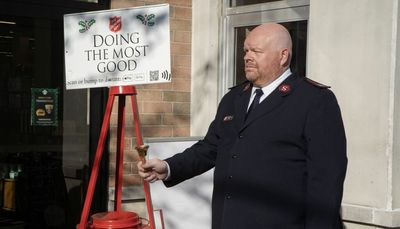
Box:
left=229, top=80, right=251, bottom=92
left=304, top=77, right=331, bottom=89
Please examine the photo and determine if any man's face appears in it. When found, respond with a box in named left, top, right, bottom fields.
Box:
left=243, top=32, right=281, bottom=87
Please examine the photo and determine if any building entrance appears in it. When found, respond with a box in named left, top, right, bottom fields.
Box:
left=0, top=1, right=110, bottom=228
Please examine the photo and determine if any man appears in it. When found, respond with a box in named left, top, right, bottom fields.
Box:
left=138, top=23, right=347, bottom=229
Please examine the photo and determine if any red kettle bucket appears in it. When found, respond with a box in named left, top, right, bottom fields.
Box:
left=89, top=211, right=149, bottom=229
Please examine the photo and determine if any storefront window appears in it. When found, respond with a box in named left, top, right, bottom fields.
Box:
left=0, top=15, right=77, bottom=228
left=0, top=2, right=108, bottom=225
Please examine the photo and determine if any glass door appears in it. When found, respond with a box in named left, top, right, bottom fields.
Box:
left=220, top=0, right=309, bottom=96
left=0, top=1, right=110, bottom=228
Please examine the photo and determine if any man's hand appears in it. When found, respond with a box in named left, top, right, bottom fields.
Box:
left=137, top=158, right=168, bottom=183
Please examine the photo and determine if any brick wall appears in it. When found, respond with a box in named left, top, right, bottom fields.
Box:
left=107, top=0, right=192, bottom=214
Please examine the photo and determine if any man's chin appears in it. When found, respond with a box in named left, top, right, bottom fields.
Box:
left=245, top=73, right=258, bottom=82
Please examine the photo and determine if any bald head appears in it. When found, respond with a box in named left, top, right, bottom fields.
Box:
left=243, top=23, right=293, bottom=87
left=247, top=23, right=292, bottom=66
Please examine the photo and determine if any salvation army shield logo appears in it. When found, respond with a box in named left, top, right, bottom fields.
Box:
left=109, top=16, right=122, bottom=32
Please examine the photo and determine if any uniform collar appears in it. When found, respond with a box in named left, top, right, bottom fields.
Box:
left=239, top=68, right=292, bottom=95
left=251, top=68, right=292, bottom=101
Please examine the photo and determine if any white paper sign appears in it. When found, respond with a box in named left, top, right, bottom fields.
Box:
left=64, top=4, right=171, bottom=90
left=147, top=138, right=213, bottom=229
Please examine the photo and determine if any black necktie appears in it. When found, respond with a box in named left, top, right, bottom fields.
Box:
left=246, top=88, right=263, bottom=119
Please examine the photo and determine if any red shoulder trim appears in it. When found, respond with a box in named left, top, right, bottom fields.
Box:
left=229, top=80, right=251, bottom=92
left=305, top=77, right=331, bottom=88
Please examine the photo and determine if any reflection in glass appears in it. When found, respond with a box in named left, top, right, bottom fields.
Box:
left=0, top=15, right=90, bottom=228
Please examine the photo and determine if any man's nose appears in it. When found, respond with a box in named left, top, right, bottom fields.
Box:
left=244, top=52, right=252, bottom=62
left=244, top=56, right=253, bottom=63
left=243, top=50, right=254, bottom=62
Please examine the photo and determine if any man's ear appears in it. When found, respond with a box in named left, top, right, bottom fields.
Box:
left=280, top=48, right=290, bottom=67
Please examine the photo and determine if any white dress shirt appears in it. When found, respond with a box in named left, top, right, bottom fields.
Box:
left=247, top=68, right=292, bottom=111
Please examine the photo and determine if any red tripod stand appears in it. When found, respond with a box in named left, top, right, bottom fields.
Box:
left=77, top=86, right=162, bottom=229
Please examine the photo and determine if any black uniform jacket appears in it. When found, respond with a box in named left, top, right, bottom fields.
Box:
left=164, top=73, right=347, bottom=229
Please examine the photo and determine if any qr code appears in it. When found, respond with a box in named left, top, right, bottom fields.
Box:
left=149, top=70, right=159, bottom=81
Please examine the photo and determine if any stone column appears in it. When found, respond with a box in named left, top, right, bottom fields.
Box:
left=191, top=0, right=220, bottom=136
left=308, top=0, right=400, bottom=227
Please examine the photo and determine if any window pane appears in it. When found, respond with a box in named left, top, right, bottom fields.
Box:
left=0, top=15, right=90, bottom=228
left=234, top=20, right=308, bottom=84
left=230, top=0, right=281, bottom=7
